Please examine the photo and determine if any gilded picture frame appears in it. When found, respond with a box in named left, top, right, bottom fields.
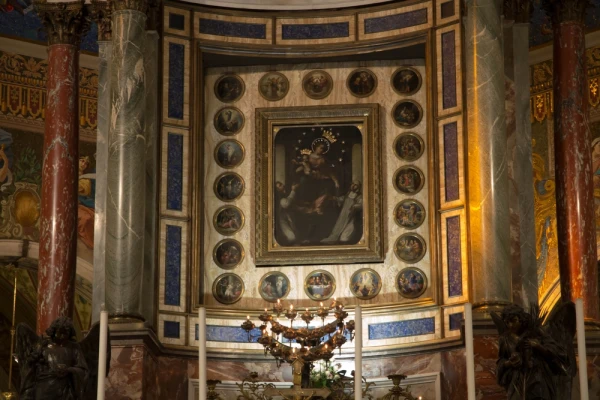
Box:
left=255, top=104, right=383, bottom=266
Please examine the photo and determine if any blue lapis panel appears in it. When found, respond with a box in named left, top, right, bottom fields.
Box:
left=164, top=225, right=182, bottom=306
left=446, top=216, right=463, bottom=297
left=364, top=9, right=428, bottom=34
left=449, top=312, right=463, bottom=331
left=164, top=320, right=181, bottom=338
left=166, top=133, right=184, bottom=211
left=168, top=43, right=185, bottom=120
left=199, top=18, right=267, bottom=39
left=368, top=317, right=435, bottom=340
left=207, top=325, right=262, bottom=342
left=281, top=23, right=349, bottom=40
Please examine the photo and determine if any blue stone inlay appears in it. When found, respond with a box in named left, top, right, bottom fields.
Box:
left=443, top=122, right=459, bottom=201
left=195, top=324, right=199, bottom=341
left=168, top=43, right=185, bottom=120
left=446, top=216, right=463, bottom=297
left=199, top=18, right=267, bottom=39
left=207, top=325, right=262, bottom=343
left=166, top=133, right=183, bottom=211
left=368, top=317, right=435, bottom=340
left=364, top=9, right=428, bottom=34
left=164, top=225, right=182, bottom=306
left=281, top=22, right=349, bottom=40
left=449, top=312, right=463, bottom=331
left=164, top=320, right=181, bottom=338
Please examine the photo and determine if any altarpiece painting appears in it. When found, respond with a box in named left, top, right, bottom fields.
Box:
left=255, top=105, right=383, bottom=266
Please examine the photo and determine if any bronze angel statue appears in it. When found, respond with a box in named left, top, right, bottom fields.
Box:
left=491, top=302, right=576, bottom=400
left=15, top=316, right=111, bottom=400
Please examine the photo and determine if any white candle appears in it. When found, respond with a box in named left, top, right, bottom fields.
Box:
left=576, top=299, right=589, bottom=400
left=465, top=303, right=476, bottom=400
left=97, top=307, right=108, bottom=400
left=199, top=307, right=207, bottom=400
left=354, top=306, right=362, bottom=400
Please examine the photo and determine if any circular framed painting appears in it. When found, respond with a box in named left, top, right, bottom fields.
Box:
left=214, top=139, right=245, bottom=169
left=391, top=66, right=422, bottom=96
left=393, top=132, right=424, bottom=162
left=259, top=72, right=289, bottom=102
left=393, top=199, right=426, bottom=230
left=212, top=273, right=245, bottom=304
left=259, top=271, right=291, bottom=303
left=302, top=70, right=333, bottom=100
left=214, top=172, right=245, bottom=202
left=214, top=107, right=245, bottom=136
left=393, top=166, right=425, bottom=195
left=214, top=74, right=245, bottom=103
left=346, top=68, right=377, bottom=98
left=213, top=238, right=245, bottom=269
left=213, top=205, right=245, bottom=236
left=304, top=270, right=336, bottom=301
left=395, top=267, right=427, bottom=299
left=391, top=100, right=423, bottom=128
left=349, top=268, right=382, bottom=300
left=394, top=232, right=427, bottom=264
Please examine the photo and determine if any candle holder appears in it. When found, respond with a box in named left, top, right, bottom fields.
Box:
left=380, top=374, right=420, bottom=400
left=206, top=380, right=223, bottom=400
left=284, top=306, right=298, bottom=325
left=273, top=300, right=284, bottom=317
left=301, top=308, right=314, bottom=327
left=241, top=316, right=256, bottom=342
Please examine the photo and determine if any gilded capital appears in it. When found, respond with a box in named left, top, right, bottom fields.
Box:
left=91, top=0, right=112, bottom=41
left=504, top=0, right=533, bottom=23
left=541, top=0, right=590, bottom=24
left=34, top=0, right=90, bottom=46
left=111, top=0, right=149, bottom=14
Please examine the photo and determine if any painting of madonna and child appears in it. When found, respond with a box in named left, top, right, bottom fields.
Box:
left=272, top=124, right=364, bottom=247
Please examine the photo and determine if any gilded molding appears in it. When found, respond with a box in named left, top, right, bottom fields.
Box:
left=504, top=0, right=533, bottom=23
left=91, top=0, right=112, bottom=41
left=110, top=0, right=149, bottom=14
left=541, top=0, right=590, bottom=24
left=34, top=0, right=91, bottom=46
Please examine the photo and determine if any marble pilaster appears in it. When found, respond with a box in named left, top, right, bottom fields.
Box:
left=464, top=0, right=511, bottom=309
left=542, top=0, right=600, bottom=322
left=105, top=1, right=148, bottom=320
left=34, top=0, right=88, bottom=335
left=91, top=0, right=112, bottom=324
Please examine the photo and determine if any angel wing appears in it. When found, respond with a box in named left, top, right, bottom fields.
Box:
left=79, top=322, right=111, bottom=399
left=15, top=322, right=41, bottom=400
left=490, top=311, right=507, bottom=335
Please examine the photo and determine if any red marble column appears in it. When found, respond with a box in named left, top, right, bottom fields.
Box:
left=34, top=1, right=88, bottom=335
left=543, top=0, right=600, bottom=322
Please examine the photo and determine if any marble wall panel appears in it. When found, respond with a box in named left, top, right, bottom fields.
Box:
left=438, top=115, right=465, bottom=209
left=158, top=356, right=189, bottom=400
left=159, top=313, right=187, bottom=345
left=442, top=303, right=464, bottom=338
left=357, top=2, right=433, bottom=40
left=275, top=16, right=356, bottom=44
left=162, top=37, right=190, bottom=127
left=435, top=23, right=462, bottom=117
left=440, top=209, right=468, bottom=304
left=202, top=60, right=430, bottom=311
left=161, top=126, right=190, bottom=217
left=164, top=6, right=191, bottom=37
left=194, top=12, right=273, bottom=45
left=441, top=348, right=468, bottom=400
left=436, top=0, right=460, bottom=25
left=105, top=346, right=145, bottom=400
left=159, top=219, right=188, bottom=312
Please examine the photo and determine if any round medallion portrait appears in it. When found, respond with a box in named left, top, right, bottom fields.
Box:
left=214, top=107, right=245, bottom=136
left=393, top=132, right=424, bottom=162
left=302, top=70, right=333, bottom=100
left=346, top=68, right=377, bottom=98
left=394, top=199, right=426, bottom=230
left=349, top=268, right=382, bottom=300
left=214, top=139, right=245, bottom=169
left=395, top=267, right=427, bottom=299
left=212, top=273, right=244, bottom=305
left=259, top=271, right=291, bottom=303
left=214, top=74, right=245, bottom=103
left=391, top=100, right=423, bottom=129
left=213, top=205, right=245, bottom=236
left=393, top=166, right=425, bottom=195
left=391, top=67, right=422, bottom=96
left=304, top=270, right=336, bottom=301
left=259, top=72, right=289, bottom=102
left=213, top=239, right=245, bottom=269
left=214, top=172, right=245, bottom=202
left=394, top=232, right=427, bottom=264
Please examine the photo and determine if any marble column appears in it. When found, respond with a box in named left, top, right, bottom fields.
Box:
left=105, top=0, right=148, bottom=321
left=465, top=0, right=512, bottom=309
left=91, top=0, right=112, bottom=324
left=542, top=0, right=600, bottom=322
left=34, top=0, right=88, bottom=335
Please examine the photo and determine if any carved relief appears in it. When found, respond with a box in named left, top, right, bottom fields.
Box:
left=91, top=0, right=112, bottom=41
left=34, top=0, right=91, bottom=46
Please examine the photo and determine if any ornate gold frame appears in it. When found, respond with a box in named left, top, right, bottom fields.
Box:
left=393, top=132, right=425, bottom=162
left=212, top=273, right=245, bottom=305
left=258, top=71, right=290, bottom=102
left=214, top=73, right=246, bottom=103
left=302, top=70, right=334, bottom=100
left=394, top=233, right=427, bottom=264
left=391, top=99, right=424, bottom=128
left=213, top=171, right=245, bottom=202
left=391, top=66, right=423, bottom=96
left=214, top=106, right=245, bottom=136
left=395, top=267, right=428, bottom=299
left=213, top=205, right=245, bottom=236
left=393, top=165, right=425, bottom=195
left=349, top=268, right=382, bottom=300
left=212, top=238, right=245, bottom=269
left=258, top=271, right=291, bottom=302
left=255, top=104, right=384, bottom=266
left=346, top=68, right=378, bottom=98
left=304, top=269, right=336, bottom=301
left=393, top=199, right=426, bottom=230
left=214, top=139, right=246, bottom=169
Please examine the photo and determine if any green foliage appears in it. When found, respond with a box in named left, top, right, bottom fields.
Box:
left=14, top=147, right=41, bottom=186
left=310, top=361, right=341, bottom=388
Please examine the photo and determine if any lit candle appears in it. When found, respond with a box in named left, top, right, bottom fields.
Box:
left=97, top=305, right=108, bottom=400
left=320, top=302, right=323, bottom=307
left=576, top=299, right=589, bottom=400
left=290, top=304, right=294, bottom=310
left=198, top=307, right=207, bottom=400
left=277, top=299, right=281, bottom=304
left=293, top=347, right=296, bottom=353
left=354, top=306, right=362, bottom=400
left=265, top=308, right=268, bottom=313
left=247, top=315, right=250, bottom=320
left=465, top=303, right=475, bottom=400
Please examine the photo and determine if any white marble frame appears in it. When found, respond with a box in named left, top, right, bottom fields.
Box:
left=437, top=114, right=465, bottom=210
left=443, top=303, right=465, bottom=338
left=193, top=12, right=274, bottom=45
left=440, top=208, right=468, bottom=305
left=364, top=307, right=442, bottom=348
left=162, top=36, right=191, bottom=127
left=435, top=23, right=463, bottom=117
left=275, top=15, right=356, bottom=45
left=435, top=0, right=460, bottom=26
left=357, top=1, right=433, bottom=41
left=158, top=313, right=188, bottom=346
left=164, top=5, right=192, bottom=37
left=160, top=126, right=190, bottom=217
left=159, top=219, right=189, bottom=313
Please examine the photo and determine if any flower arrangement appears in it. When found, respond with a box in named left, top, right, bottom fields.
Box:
left=310, top=361, right=342, bottom=388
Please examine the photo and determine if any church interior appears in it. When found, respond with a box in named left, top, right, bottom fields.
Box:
left=1, top=0, right=600, bottom=399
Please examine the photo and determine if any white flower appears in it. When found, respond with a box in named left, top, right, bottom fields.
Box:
left=325, top=371, right=333, bottom=379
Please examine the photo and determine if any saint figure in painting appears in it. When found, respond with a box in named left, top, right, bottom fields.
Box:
left=321, top=180, right=363, bottom=244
